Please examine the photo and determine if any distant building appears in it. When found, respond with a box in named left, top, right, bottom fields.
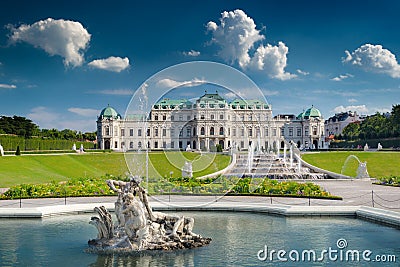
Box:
left=324, top=111, right=366, bottom=137
left=97, top=92, right=328, bottom=151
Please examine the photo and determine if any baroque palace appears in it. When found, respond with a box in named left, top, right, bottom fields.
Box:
left=97, top=92, right=328, bottom=152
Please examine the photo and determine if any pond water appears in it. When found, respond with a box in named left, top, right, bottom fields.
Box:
left=0, top=212, right=399, bottom=266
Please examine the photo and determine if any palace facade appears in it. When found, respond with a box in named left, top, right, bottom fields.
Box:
left=97, top=92, right=328, bottom=151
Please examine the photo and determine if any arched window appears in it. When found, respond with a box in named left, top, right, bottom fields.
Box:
left=210, top=127, right=214, bottom=135
left=138, top=141, right=142, bottom=148
left=200, top=127, right=205, bottom=135
left=219, top=127, right=224, bottom=135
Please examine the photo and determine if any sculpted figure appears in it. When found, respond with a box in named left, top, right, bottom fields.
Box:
left=122, top=193, right=149, bottom=249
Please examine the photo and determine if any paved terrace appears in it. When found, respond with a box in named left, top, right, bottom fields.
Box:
left=0, top=179, right=399, bottom=228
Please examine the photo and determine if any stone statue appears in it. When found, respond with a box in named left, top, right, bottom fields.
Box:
left=72, top=143, right=76, bottom=151
left=88, top=175, right=211, bottom=252
left=377, top=143, right=383, bottom=151
left=0, top=143, right=4, bottom=156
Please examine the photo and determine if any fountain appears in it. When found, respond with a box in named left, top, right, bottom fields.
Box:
left=87, top=176, right=211, bottom=252
left=247, top=142, right=255, bottom=174
left=182, top=161, right=193, bottom=178
left=341, top=155, right=370, bottom=179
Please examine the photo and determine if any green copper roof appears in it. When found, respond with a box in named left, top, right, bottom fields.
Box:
left=154, top=98, right=192, bottom=109
left=230, top=99, right=269, bottom=109
left=197, top=93, right=227, bottom=105
left=99, top=105, right=122, bottom=119
left=297, top=106, right=322, bottom=119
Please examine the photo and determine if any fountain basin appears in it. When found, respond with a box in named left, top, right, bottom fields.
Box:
left=0, top=210, right=399, bottom=266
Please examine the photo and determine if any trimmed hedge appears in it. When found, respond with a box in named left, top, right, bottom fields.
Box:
left=0, top=135, right=96, bottom=151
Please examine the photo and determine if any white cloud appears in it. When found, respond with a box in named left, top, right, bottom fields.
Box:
left=207, top=9, right=264, bottom=68
left=156, top=78, right=206, bottom=88
left=249, top=42, right=297, bottom=80
left=68, top=107, right=100, bottom=117
left=88, top=56, right=130, bottom=72
left=27, top=106, right=95, bottom=132
left=183, top=50, right=200, bottom=57
left=348, top=98, right=358, bottom=103
left=98, top=89, right=134, bottom=95
left=8, top=18, right=91, bottom=67
left=332, top=105, right=369, bottom=114
left=343, top=44, right=400, bottom=78
left=28, top=106, right=59, bottom=128
left=207, top=9, right=295, bottom=80
left=331, top=73, right=354, bottom=81
left=296, top=69, right=309, bottom=76
left=0, top=83, right=16, bottom=89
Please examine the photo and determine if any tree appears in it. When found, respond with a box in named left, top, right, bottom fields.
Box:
left=15, top=145, right=21, bottom=156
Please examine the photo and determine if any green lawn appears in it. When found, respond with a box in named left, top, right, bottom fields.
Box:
left=0, top=152, right=231, bottom=187
left=301, top=151, right=400, bottom=178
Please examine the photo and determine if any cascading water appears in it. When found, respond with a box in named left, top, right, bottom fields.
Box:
left=341, top=155, right=370, bottom=179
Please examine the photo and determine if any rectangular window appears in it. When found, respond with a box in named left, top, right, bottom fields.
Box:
left=162, top=128, right=167, bottom=137
left=241, top=128, right=244, bottom=137
left=147, top=128, right=150, bottom=136
left=201, top=114, right=205, bottom=119
left=171, top=115, right=175, bottom=121
left=240, top=141, right=244, bottom=149
left=256, top=128, right=260, bottom=137
left=154, top=115, right=158, bottom=120
left=186, top=127, right=191, bottom=137
left=130, top=129, right=134, bottom=136
left=179, top=141, right=182, bottom=149
left=211, top=114, right=215, bottom=120
left=313, top=127, right=317, bottom=135
left=163, top=141, right=166, bottom=148
left=265, top=127, right=269, bottom=137
left=170, top=128, right=175, bottom=137
left=138, top=129, right=142, bottom=136
left=220, top=114, right=223, bottom=120
left=187, top=115, right=191, bottom=120
left=289, top=127, right=293, bottom=137
left=249, top=128, right=253, bottom=137
left=171, top=141, right=175, bottom=148
left=305, top=126, right=309, bottom=136
left=163, top=115, right=166, bottom=120
left=155, top=128, right=159, bottom=137
left=179, top=115, right=183, bottom=121
left=273, top=128, right=277, bottom=137
left=281, top=127, right=285, bottom=136
left=121, top=129, right=125, bottom=136
left=114, top=141, right=118, bottom=149
left=154, top=141, right=158, bottom=148
left=233, top=128, right=236, bottom=137
left=297, top=128, right=301, bottom=137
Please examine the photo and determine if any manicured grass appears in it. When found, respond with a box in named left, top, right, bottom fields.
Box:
left=301, top=151, right=400, bottom=178
left=0, top=152, right=231, bottom=188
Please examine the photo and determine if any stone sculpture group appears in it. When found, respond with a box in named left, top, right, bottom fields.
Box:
left=87, top=176, right=211, bottom=252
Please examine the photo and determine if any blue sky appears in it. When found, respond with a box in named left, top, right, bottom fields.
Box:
left=1, top=0, right=400, bottom=132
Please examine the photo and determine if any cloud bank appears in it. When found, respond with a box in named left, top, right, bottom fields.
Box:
left=207, top=9, right=295, bottom=80
left=8, top=18, right=91, bottom=67
left=343, top=44, right=400, bottom=78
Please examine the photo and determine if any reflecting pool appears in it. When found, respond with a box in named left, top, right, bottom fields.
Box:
left=0, top=212, right=399, bottom=266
